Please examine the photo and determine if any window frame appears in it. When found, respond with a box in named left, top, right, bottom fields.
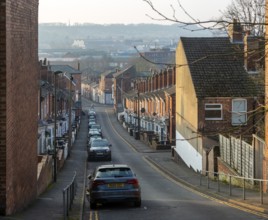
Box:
left=205, top=103, right=223, bottom=120
left=232, top=99, right=247, bottom=126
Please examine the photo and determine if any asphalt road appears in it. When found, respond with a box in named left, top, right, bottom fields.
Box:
left=82, top=100, right=266, bottom=220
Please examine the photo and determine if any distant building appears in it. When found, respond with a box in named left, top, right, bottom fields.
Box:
left=72, top=40, right=86, bottom=49
left=141, top=48, right=175, bottom=67
left=99, top=70, right=115, bottom=105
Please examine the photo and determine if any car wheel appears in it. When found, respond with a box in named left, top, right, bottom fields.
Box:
left=90, top=202, right=97, bottom=209
left=134, top=200, right=141, bottom=207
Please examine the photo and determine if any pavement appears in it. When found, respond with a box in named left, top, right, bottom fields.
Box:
left=3, top=105, right=268, bottom=219
left=108, top=108, right=268, bottom=218
left=1, top=114, right=88, bottom=220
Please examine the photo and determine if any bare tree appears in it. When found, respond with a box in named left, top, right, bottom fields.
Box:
left=143, top=0, right=266, bottom=34
left=220, top=0, right=265, bottom=37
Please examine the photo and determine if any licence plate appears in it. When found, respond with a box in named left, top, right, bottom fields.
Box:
left=96, top=152, right=103, bottom=155
left=107, top=183, right=124, bottom=188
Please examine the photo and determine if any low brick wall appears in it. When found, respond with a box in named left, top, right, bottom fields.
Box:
left=218, top=157, right=254, bottom=189
left=37, top=156, right=53, bottom=196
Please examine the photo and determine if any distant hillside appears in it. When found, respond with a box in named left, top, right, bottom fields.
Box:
left=39, top=23, right=213, bottom=49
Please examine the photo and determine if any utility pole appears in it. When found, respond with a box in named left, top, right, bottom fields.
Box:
left=53, top=70, right=63, bottom=182
left=137, top=90, right=140, bottom=140
left=68, top=74, right=73, bottom=156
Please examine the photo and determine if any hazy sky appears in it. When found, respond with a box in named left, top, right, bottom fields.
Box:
left=39, top=0, right=233, bottom=25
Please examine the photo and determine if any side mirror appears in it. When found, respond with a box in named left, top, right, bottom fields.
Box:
left=88, top=175, right=92, bottom=179
left=109, top=144, right=112, bottom=147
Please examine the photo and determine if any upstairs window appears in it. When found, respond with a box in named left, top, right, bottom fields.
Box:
left=205, top=104, right=222, bottom=120
left=232, top=99, right=247, bottom=125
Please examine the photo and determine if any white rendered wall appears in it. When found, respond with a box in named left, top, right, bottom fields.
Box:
left=175, top=130, right=202, bottom=172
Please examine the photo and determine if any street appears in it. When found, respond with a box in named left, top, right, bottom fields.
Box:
left=82, top=99, right=266, bottom=220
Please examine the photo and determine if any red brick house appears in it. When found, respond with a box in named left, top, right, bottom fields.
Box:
left=175, top=24, right=263, bottom=172
left=123, top=67, right=176, bottom=147
left=0, top=0, right=39, bottom=215
left=99, top=70, right=115, bottom=105
left=113, top=65, right=137, bottom=113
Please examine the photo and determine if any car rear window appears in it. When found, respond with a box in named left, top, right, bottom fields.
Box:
left=92, top=125, right=101, bottom=129
left=91, top=140, right=109, bottom=147
left=96, top=168, right=133, bottom=178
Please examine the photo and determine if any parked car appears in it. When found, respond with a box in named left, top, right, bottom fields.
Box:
left=91, top=124, right=102, bottom=134
left=89, top=115, right=96, bottom=120
left=88, top=121, right=96, bottom=129
left=88, top=128, right=102, bottom=138
left=87, top=139, right=112, bottom=161
left=87, top=164, right=141, bottom=209
left=88, top=135, right=102, bottom=148
left=88, top=110, right=96, bottom=117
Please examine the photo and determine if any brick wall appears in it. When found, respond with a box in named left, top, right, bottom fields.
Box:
left=0, top=0, right=7, bottom=214
left=264, top=1, right=268, bottom=192
left=217, top=157, right=252, bottom=188
left=198, top=97, right=257, bottom=137
left=0, top=0, right=39, bottom=215
left=37, top=156, right=53, bottom=196
left=218, top=157, right=239, bottom=180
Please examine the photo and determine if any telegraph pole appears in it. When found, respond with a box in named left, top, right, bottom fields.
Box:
left=137, top=91, right=140, bottom=140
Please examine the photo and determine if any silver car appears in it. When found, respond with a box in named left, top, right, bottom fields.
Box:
left=87, top=164, right=141, bottom=209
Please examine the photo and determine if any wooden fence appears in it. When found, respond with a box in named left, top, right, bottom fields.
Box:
left=219, top=134, right=265, bottom=183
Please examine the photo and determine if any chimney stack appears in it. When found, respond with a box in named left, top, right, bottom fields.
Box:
left=244, top=31, right=261, bottom=72
left=228, top=19, right=243, bottom=43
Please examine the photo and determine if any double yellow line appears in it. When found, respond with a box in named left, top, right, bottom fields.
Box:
left=144, top=156, right=268, bottom=219
left=89, top=210, right=99, bottom=220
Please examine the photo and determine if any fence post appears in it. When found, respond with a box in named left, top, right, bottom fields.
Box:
left=207, top=173, right=210, bottom=189
left=243, top=178, right=245, bottom=200
left=229, top=175, right=232, bottom=196
left=67, top=188, right=70, bottom=216
left=217, top=174, right=220, bottom=192
left=260, top=181, right=263, bottom=205
left=63, top=190, right=66, bottom=220
left=71, top=182, right=74, bottom=206
left=62, top=172, right=77, bottom=219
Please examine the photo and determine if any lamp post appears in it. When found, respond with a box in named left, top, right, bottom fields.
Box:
left=68, top=74, right=74, bottom=156
left=137, top=91, right=140, bottom=140
left=53, top=70, right=63, bottom=182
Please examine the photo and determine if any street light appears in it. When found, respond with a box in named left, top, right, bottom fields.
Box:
left=52, top=70, right=75, bottom=183
left=137, top=91, right=140, bottom=139
left=134, top=90, right=141, bottom=140
left=53, top=70, right=63, bottom=182
left=64, top=73, right=76, bottom=157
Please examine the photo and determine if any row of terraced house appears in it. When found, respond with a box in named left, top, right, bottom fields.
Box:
left=1, top=1, right=268, bottom=216
left=82, top=20, right=267, bottom=191
left=38, top=61, right=82, bottom=194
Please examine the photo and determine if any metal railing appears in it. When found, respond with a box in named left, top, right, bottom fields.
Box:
left=200, top=170, right=268, bottom=205
left=63, top=171, right=77, bottom=220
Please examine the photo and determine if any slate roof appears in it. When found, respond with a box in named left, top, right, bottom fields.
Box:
left=180, top=37, right=257, bottom=98
left=49, top=65, right=82, bottom=75
left=101, top=69, right=116, bottom=77
left=165, top=85, right=175, bottom=96
left=113, top=65, right=136, bottom=78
